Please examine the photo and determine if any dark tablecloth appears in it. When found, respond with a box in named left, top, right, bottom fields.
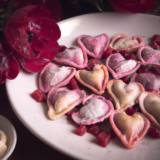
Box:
left=0, top=84, right=74, bottom=160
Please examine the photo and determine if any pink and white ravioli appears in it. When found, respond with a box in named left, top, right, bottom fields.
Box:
left=107, top=34, right=144, bottom=53
left=77, top=33, right=110, bottom=59
left=54, top=46, right=88, bottom=68
left=139, top=92, right=160, bottom=129
left=131, top=72, right=160, bottom=94
left=107, top=80, right=144, bottom=110
left=110, top=107, right=150, bottom=149
left=106, top=53, right=140, bottom=79
left=39, top=62, right=76, bottom=93
left=72, top=94, right=114, bottom=125
left=137, top=45, right=160, bottom=65
left=47, top=87, right=86, bottom=120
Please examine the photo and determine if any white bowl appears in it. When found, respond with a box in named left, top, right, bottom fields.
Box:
left=0, top=115, right=17, bottom=160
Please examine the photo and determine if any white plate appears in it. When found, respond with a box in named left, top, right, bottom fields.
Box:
left=6, top=12, right=160, bottom=160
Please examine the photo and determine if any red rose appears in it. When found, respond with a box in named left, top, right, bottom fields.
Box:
left=108, top=0, right=155, bottom=13
left=0, top=42, right=20, bottom=83
left=3, top=5, right=61, bottom=73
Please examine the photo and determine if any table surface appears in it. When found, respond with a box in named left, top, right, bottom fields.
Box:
left=0, top=83, right=74, bottom=160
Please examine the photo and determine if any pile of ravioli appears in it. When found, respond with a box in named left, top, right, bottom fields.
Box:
left=38, top=33, right=160, bottom=149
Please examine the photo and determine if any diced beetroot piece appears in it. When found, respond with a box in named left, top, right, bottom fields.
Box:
left=76, top=125, right=88, bottom=136
left=150, top=34, right=160, bottom=50
left=69, top=77, right=80, bottom=90
left=96, top=131, right=111, bottom=147
left=147, top=126, right=160, bottom=138
left=88, top=59, right=101, bottom=70
left=102, top=50, right=112, bottom=58
left=125, top=106, right=138, bottom=116
left=88, top=125, right=103, bottom=136
left=125, top=54, right=136, bottom=61
left=59, top=45, right=67, bottom=52
left=139, top=66, right=150, bottom=74
left=121, top=75, right=131, bottom=84
left=152, top=34, right=160, bottom=41
left=31, top=89, right=46, bottom=102
left=152, top=65, right=160, bottom=74
left=109, top=128, right=117, bottom=139
left=120, top=50, right=130, bottom=58
left=84, top=66, right=92, bottom=71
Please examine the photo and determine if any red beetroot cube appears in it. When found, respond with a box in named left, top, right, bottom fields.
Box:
left=125, top=54, right=136, bottom=61
left=147, top=126, right=160, bottom=138
left=120, top=50, right=129, bottom=58
left=88, top=59, right=101, bottom=70
left=102, top=50, right=112, bottom=58
left=76, top=125, right=87, bottom=136
left=84, top=66, right=92, bottom=71
left=96, top=131, right=111, bottom=147
left=139, top=67, right=150, bottom=74
left=31, top=89, right=46, bottom=102
left=88, top=125, right=103, bottom=136
left=59, top=45, right=67, bottom=52
left=121, top=75, right=131, bottom=84
left=125, top=106, right=138, bottom=116
left=69, top=77, right=80, bottom=90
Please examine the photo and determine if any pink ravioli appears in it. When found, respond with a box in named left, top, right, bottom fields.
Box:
left=75, top=64, right=109, bottom=95
left=39, top=62, right=76, bottom=93
left=139, top=92, right=160, bottom=129
left=54, top=46, right=88, bottom=68
left=107, top=79, right=144, bottom=110
left=78, top=33, right=110, bottom=59
left=110, top=107, right=150, bottom=149
left=72, top=94, right=114, bottom=125
left=137, top=45, right=160, bottom=65
left=131, top=72, right=160, bottom=94
left=108, top=34, right=144, bottom=53
left=47, top=87, right=86, bottom=120
left=106, top=53, right=140, bottom=79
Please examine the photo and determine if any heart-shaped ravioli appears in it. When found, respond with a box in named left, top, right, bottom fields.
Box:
left=54, top=46, right=88, bottom=69
left=110, top=108, right=150, bottom=149
left=71, top=94, right=114, bottom=125
left=106, top=53, right=140, bottom=79
left=47, top=87, right=86, bottom=120
left=39, top=62, right=76, bottom=93
left=130, top=72, right=160, bottom=94
left=78, top=33, right=110, bottom=59
left=139, top=92, right=160, bottom=128
left=107, top=34, right=144, bottom=53
left=75, top=64, right=109, bottom=95
left=137, top=45, right=160, bottom=65
left=107, top=79, right=144, bottom=110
